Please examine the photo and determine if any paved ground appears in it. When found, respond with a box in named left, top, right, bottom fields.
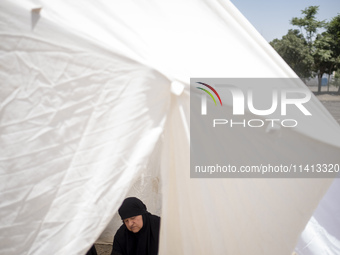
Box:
left=320, top=100, right=340, bottom=124
left=311, top=85, right=340, bottom=124
left=94, top=244, right=111, bottom=255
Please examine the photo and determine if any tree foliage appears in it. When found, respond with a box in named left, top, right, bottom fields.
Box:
left=270, top=7, right=340, bottom=93
left=326, top=15, right=340, bottom=93
left=270, top=29, right=313, bottom=78
left=290, top=6, right=326, bottom=47
left=327, top=14, right=340, bottom=56
left=313, top=32, right=337, bottom=87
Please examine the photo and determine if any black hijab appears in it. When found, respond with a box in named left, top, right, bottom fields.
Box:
left=111, top=197, right=160, bottom=255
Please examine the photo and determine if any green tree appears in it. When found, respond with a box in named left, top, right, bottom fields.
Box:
left=290, top=6, right=326, bottom=49
left=290, top=6, right=340, bottom=93
left=270, top=29, right=313, bottom=79
left=327, top=14, right=340, bottom=56
left=313, top=32, right=336, bottom=92
left=326, top=14, right=340, bottom=94
left=270, top=7, right=340, bottom=93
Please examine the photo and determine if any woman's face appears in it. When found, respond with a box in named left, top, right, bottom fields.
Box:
left=123, top=215, right=143, bottom=233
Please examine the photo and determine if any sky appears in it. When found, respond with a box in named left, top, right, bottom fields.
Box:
left=231, top=0, right=340, bottom=42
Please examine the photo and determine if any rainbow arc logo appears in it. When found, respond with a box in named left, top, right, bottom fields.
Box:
left=196, top=82, right=222, bottom=115
left=196, top=82, right=223, bottom=109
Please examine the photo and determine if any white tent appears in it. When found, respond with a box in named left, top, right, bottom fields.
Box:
left=0, top=0, right=339, bottom=254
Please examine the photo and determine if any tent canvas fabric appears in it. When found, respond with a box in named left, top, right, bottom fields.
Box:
left=0, top=0, right=339, bottom=254
left=295, top=178, right=340, bottom=254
